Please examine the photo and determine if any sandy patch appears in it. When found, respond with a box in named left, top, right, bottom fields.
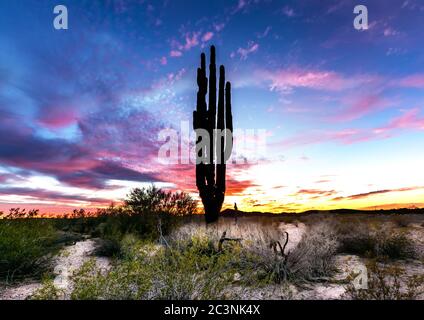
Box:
left=0, top=239, right=110, bottom=300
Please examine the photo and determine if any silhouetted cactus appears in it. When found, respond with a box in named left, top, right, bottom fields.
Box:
left=193, top=46, right=233, bottom=223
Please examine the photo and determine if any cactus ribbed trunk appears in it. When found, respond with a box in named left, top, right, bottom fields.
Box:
left=193, top=46, right=233, bottom=224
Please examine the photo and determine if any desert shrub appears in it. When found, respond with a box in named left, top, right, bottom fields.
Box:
left=170, top=221, right=339, bottom=286
left=345, top=261, right=424, bottom=300
left=58, top=187, right=196, bottom=244
left=392, top=215, right=411, bottom=228
left=92, top=239, right=122, bottom=258
left=337, top=222, right=415, bottom=260
left=125, top=185, right=197, bottom=216
left=0, top=219, right=57, bottom=280
left=70, top=258, right=152, bottom=300
left=336, top=221, right=375, bottom=256
left=286, top=222, right=338, bottom=280
left=377, top=232, right=415, bottom=260
left=69, top=234, right=240, bottom=300
left=97, top=211, right=179, bottom=244
left=0, top=208, right=40, bottom=219
left=30, top=277, right=64, bottom=300
left=145, top=234, right=241, bottom=299
left=105, top=188, right=194, bottom=241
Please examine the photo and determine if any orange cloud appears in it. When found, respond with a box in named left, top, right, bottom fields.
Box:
left=296, top=189, right=336, bottom=196
left=333, top=186, right=424, bottom=201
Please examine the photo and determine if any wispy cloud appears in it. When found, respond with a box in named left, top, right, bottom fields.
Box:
left=281, top=6, right=295, bottom=17
left=274, top=106, right=424, bottom=149
left=398, top=74, right=424, bottom=88
left=231, top=41, right=259, bottom=60
left=295, top=189, right=337, bottom=198
left=375, top=108, right=424, bottom=133
left=333, top=186, right=424, bottom=201
left=239, top=67, right=380, bottom=94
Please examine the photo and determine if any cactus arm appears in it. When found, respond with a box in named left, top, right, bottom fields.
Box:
left=225, top=81, right=233, bottom=158
left=217, top=65, right=225, bottom=131
left=195, top=54, right=208, bottom=192
left=206, top=46, right=217, bottom=187
left=216, top=65, right=226, bottom=193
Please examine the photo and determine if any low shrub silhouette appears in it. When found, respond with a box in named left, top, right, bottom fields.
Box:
left=54, top=186, right=196, bottom=244
left=125, top=185, right=197, bottom=216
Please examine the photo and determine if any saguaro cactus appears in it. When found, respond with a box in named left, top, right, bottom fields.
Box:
left=193, top=45, right=233, bottom=223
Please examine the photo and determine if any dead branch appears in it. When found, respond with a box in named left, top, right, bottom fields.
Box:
left=270, top=231, right=290, bottom=262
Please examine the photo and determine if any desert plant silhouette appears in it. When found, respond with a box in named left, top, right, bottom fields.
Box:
left=193, top=45, right=233, bottom=223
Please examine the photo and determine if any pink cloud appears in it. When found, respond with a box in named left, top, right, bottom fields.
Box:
left=233, top=0, right=247, bottom=13
left=170, top=50, right=182, bottom=57
left=398, top=74, right=424, bottom=88
left=235, top=41, right=259, bottom=60
left=276, top=122, right=401, bottom=149
left=182, top=32, right=200, bottom=50
left=170, top=30, right=209, bottom=56
left=160, top=56, right=168, bottom=65
left=331, top=94, right=390, bottom=122
left=202, top=32, right=214, bottom=42
left=376, top=108, right=424, bottom=133
left=244, top=67, right=386, bottom=121
left=38, top=104, right=77, bottom=128
left=251, top=68, right=381, bottom=94
left=275, top=108, right=424, bottom=149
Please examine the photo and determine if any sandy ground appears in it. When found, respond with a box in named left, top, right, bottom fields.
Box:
left=0, top=239, right=110, bottom=300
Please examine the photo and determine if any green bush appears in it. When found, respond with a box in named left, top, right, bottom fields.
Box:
left=68, top=234, right=241, bottom=300
left=0, top=219, right=57, bottom=280
left=125, top=186, right=197, bottom=216
left=30, top=277, right=64, bottom=300
left=55, top=186, right=197, bottom=247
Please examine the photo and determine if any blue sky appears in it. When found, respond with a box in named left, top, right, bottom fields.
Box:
left=1, top=0, right=424, bottom=214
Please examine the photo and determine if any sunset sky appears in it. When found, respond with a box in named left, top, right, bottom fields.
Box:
left=1, top=0, right=424, bottom=215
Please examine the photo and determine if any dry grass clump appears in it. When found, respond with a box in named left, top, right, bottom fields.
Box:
left=248, top=222, right=338, bottom=284
left=286, top=222, right=339, bottom=281
left=169, top=219, right=285, bottom=247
